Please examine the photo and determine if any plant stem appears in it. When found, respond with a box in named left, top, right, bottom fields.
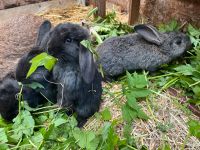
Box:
left=32, top=108, right=61, bottom=115
left=148, top=73, right=177, bottom=79
left=18, top=84, right=24, bottom=115
left=181, top=133, right=190, bottom=150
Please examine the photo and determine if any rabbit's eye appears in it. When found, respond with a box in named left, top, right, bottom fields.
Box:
left=175, top=38, right=182, bottom=45
left=66, top=38, right=72, bottom=43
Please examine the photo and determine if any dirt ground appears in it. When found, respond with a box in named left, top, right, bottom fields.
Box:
left=38, top=4, right=200, bottom=150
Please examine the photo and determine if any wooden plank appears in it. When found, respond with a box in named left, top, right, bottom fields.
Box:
left=85, top=0, right=91, bottom=6
left=78, top=0, right=90, bottom=6
left=93, top=0, right=106, bottom=18
left=128, top=0, right=140, bottom=25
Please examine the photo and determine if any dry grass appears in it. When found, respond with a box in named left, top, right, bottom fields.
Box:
left=86, top=83, right=200, bottom=150
left=38, top=4, right=128, bottom=25
left=38, top=5, right=90, bottom=24
left=38, top=5, right=200, bottom=150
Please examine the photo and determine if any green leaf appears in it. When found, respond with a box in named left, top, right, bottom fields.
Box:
left=26, top=65, right=38, bottom=79
left=87, top=7, right=98, bottom=18
left=123, top=72, right=150, bottom=122
left=0, top=144, right=8, bottom=150
left=30, top=132, right=44, bottom=148
left=90, top=29, right=103, bottom=44
left=101, top=122, right=119, bottom=150
left=30, top=52, right=48, bottom=63
left=0, top=128, right=8, bottom=143
left=132, top=72, right=148, bottom=88
left=136, top=110, right=149, bottom=120
left=101, top=108, right=112, bottom=121
left=122, top=105, right=131, bottom=122
left=188, top=24, right=200, bottom=37
left=174, top=64, right=195, bottom=75
left=44, top=57, right=57, bottom=71
left=126, top=93, right=138, bottom=109
left=159, top=20, right=179, bottom=32
left=81, top=40, right=93, bottom=53
left=102, top=122, right=112, bottom=141
left=24, top=82, right=44, bottom=90
left=188, top=120, right=200, bottom=138
left=131, top=89, right=151, bottom=98
left=123, top=123, right=137, bottom=147
left=11, top=110, right=35, bottom=141
left=0, top=118, right=9, bottom=128
left=192, top=86, right=200, bottom=97
left=188, top=24, right=200, bottom=47
left=126, top=71, right=135, bottom=89
left=54, top=118, right=67, bottom=127
left=122, top=105, right=137, bottom=123
left=26, top=52, right=57, bottom=78
left=126, top=71, right=149, bottom=89
left=73, top=128, right=99, bottom=150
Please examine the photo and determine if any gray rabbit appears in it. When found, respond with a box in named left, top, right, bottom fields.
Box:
left=97, top=24, right=192, bottom=77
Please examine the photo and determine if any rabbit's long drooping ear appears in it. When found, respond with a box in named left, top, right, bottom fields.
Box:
left=35, top=20, right=52, bottom=46
left=79, top=45, right=96, bottom=84
left=134, top=24, right=164, bottom=45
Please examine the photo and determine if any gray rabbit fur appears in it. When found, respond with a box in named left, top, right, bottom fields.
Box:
left=97, top=24, right=192, bottom=77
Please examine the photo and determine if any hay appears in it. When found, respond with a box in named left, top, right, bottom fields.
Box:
left=38, top=4, right=128, bottom=25
left=37, top=5, right=200, bottom=149
left=38, top=5, right=90, bottom=24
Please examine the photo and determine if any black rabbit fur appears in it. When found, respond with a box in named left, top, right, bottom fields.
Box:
left=0, top=21, right=57, bottom=122
left=0, top=21, right=102, bottom=127
left=46, top=23, right=102, bottom=127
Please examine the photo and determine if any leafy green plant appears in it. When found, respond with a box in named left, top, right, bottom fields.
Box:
left=158, top=20, right=180, bottom=32
left=27, top=52, right=57, bottom=78
left=101, top=108, right=112, bottom=121
left=73, top=128, right=99, bottom=150
left=88, top=11, right=133, bottom=42
left=188, top=24, right=200, bottom=48
left=122, top=72, right=150, bottom=123
left=188, top=120, right=200, bottom=138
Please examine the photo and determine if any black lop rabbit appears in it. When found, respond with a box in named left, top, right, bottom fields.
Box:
left=97, top=24, right=192, bottom=77
left=16, top=20, right=57, bottom=106
left=43, top=23, right=102, bottom=127
left=0, top=21, right=57, bottom=121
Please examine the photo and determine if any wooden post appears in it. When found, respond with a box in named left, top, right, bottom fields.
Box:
left=93, top=0, right=106, bottom=18
left=77, top=0, right=90, bottom=6
left=85, top=0, right=91, bottom=6
left=128, top=0, right=140, bottom=25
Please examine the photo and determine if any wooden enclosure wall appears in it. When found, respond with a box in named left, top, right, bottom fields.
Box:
left=87, top=0, right=200, bottom=27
